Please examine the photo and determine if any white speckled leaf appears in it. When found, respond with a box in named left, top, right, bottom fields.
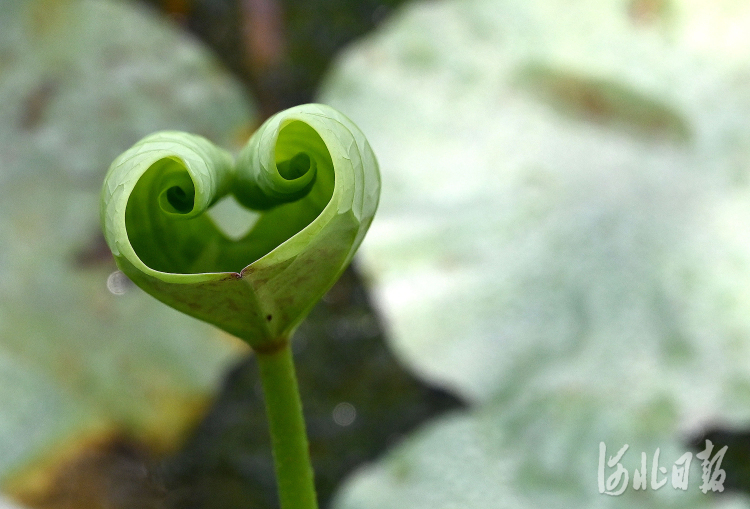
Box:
left=334, top=398, right=750, bottom=509
left=0, top=0, right=254, bottom=500
left=321, top=0, right=750, bottom=507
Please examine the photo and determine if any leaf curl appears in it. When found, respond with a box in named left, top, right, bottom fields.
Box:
left=101, top=104, right=380, bottom=348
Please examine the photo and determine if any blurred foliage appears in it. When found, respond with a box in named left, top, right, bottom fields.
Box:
left=320, top=0, right=750, bottom=507
left=0, top=0, right=252, bottom=503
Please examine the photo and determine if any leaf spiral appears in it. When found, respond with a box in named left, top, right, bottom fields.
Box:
left=101, top=104, right=380, bottom=347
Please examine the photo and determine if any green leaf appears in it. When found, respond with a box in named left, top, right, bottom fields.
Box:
left=0, top=0, right=253, bottom=501
left=333, top=398, right=750, bottom=509
left=101, top=104, right=380, bottom=348
left=320, top=0, right=750, bottom=507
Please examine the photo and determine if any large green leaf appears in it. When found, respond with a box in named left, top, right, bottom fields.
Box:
left=320, top=0, right=750, bottom=507
left=333, top=399, right=750, bottom=509
left=0, top=0, right=253, bottom=502
left=100, top=104, right=380, bottom=348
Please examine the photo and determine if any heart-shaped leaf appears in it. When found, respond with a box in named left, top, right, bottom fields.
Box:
left=101, top=104, right=380, bottom=348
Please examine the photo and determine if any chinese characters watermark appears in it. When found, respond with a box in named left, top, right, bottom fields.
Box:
left=598, top=440, right=727, bottom=496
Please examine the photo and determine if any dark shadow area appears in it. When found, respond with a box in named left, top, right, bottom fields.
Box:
left=138, top=0, right=405, bottom=118
left=688, top=427, right=750, bottom=496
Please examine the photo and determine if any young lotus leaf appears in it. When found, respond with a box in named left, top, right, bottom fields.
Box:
left=101, top=104, right=380, bottom=348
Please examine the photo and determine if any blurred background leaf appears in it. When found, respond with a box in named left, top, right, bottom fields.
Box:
left=0, top=0, right=254, bottom=503
left=319, top=0, right=750, bottom=507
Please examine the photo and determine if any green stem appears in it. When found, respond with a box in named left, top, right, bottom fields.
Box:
left=256, top=341, right=318, bottom=509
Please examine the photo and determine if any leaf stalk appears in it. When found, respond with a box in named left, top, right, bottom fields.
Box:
left=256, top=341, right=318, bottom=509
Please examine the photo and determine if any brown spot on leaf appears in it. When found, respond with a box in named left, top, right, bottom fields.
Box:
left=240, top=265, right=255, bottom=276
left=628, top=0, right=672, bottom=26
left=517, top=63, right=690, bottom=141
left=19, top=79, right=58, bottom=131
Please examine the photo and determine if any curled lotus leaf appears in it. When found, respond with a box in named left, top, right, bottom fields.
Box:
left=101, top=104, right=380, bottom=349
